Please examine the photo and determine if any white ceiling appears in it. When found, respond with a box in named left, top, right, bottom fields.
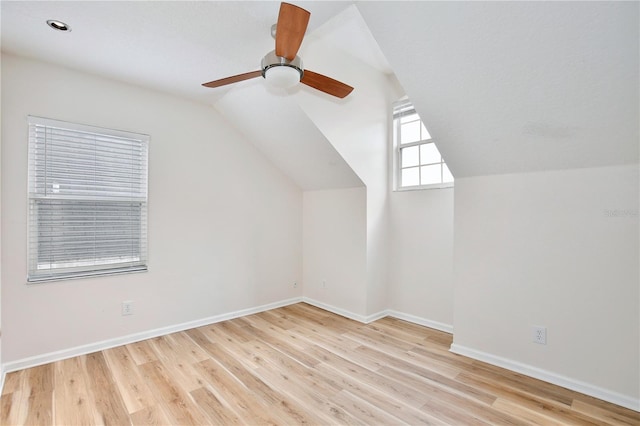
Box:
left=214, top=79, right=363, bottom=190
left=358, top=1, right=639, bottom=176
left=2, top=1, right=638, bottom=184
left=0, top=1, right=384, bottom=104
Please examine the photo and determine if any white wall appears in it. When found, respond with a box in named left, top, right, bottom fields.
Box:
left=389, top=188, right=454, bottom=329
left=453, top=164, right=639, bottom=406
left=296, top=18, right=401, bottom=316
left=296, top=20, right=455, bottom=325
left=303, top=188, right=367, bottom=316
left=0, top=52, right=3, bottom=386
left=1, top=54, right=303, bottom=363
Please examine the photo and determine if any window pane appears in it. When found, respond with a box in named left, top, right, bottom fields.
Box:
left=443, top=163, right=454, bottom=183
left=400, top=112, right=419, bottom=124
left=420, top=143, right=440, bottom=165
left=420, top=164, right=441, bottom=185
left=401, top=145, right=419, bottom=168
left=421, top=122, right=431, bottom=140
left=393, top=99, right=453, bottom=190
left=401, top=167, right=420, bottom=187
left=401, top=121, right=421, bottom=144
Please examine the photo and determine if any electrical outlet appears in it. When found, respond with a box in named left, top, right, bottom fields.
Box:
left=532, top=326, right=547, bottom=344
left=293, top=282, right=297, bottom=288
left=122, top=301, right=134, bottom=316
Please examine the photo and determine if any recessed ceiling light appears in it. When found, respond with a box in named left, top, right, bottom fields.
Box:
left=46, top=20, right=71, bottom=32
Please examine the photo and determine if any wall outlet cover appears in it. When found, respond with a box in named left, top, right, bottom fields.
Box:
left=533, top=326, right=547, bottom=345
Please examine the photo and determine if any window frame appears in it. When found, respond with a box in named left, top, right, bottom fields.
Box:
left=392, top=99, right=454, bottom=191
left=27, top=116, right=149, bottom=283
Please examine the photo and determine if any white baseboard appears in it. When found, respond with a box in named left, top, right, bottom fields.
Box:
left=365, top=310, right=389, bottom=324
left=3, top=297, right=303, bottom=374
left=386, top=310, right=453, bottom=334
left=301, top=298, right=454, bottom=333
left=302, top=297, right=375, bottom=323
left=0, top=366, right=5, bottom=396
left=450, top=343, right=640, bottom=412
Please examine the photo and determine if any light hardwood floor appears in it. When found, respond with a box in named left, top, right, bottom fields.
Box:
left=1, top=302, right=638, bottom=425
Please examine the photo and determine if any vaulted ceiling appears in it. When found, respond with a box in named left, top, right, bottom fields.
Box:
left=358, top=1, right=639, bottom=177
left=2, top=1, right=638, bottom=186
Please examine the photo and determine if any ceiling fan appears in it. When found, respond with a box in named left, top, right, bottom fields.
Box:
left=202, top=2, right=354, bottom=99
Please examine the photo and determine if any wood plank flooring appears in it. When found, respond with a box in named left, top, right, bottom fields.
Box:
left=1, top=303, right=639, bottom=425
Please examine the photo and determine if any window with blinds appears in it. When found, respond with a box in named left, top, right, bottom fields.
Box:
left=27, top=116, right=149, bottom=282
left=393, top=99, right=453, bottom=189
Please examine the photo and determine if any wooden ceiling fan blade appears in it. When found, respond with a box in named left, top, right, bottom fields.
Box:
left=275, top=2, right=310, bottom=61
left=202, top=70, right=262, bottom=88
left=301, top=70, right=354, bottom=99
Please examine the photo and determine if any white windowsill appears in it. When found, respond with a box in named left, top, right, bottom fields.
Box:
left=394, top=182, right=454, bottom=192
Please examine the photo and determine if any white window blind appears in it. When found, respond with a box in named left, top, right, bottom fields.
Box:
left=27, top=116, right=149, bottom=282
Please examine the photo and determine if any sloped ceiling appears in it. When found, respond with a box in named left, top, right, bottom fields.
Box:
left=358, top=1, right=639, bottom=177
left=2, top=1, right=638, bottom=183
left=214, top=80, right=363, bottom=190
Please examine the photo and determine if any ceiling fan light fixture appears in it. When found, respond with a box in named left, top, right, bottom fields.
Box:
left=264, top=66, right=301, bottom=89
left=261, top=50, right=303, bottom=89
